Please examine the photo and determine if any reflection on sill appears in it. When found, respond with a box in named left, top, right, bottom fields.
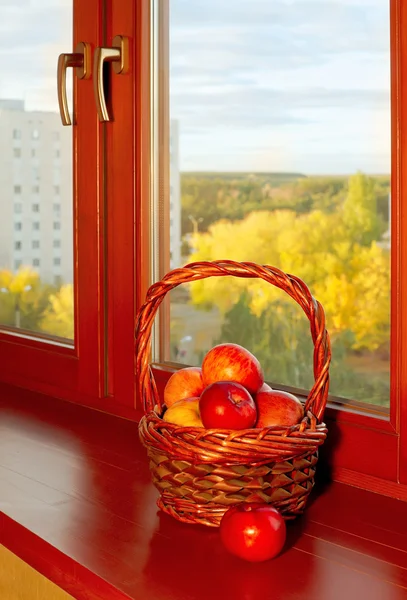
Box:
left=0, top=325, right=74, bottom=349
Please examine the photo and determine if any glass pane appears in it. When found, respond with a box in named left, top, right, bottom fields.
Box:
left=166, top=0, right=390, bottom=407
left=0, top=0, right=74, bottom=341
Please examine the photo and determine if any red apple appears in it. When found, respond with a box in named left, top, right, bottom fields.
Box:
left=255, top=390, right=304, bottom=428
left=220, top=503, right=286, bottom=562
left=202, top=343, right=264, bottom=394
left=199, top=381, right=257, bottom=429
left=164, top=367, right=204, bottom=408
left=257, top=382, right=272, bottom=393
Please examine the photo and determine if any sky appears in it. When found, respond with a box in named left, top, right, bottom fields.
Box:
left=170, top=0, right=391, bottom=174
left=0, top=0, right=390, bottom=175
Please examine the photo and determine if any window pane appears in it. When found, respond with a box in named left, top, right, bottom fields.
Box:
left=0, top=1, right=73, bottom=341
left=165, top=0, right=391, bottom=407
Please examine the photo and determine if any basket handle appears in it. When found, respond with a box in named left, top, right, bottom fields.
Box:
left=135, top=260, right=331, bottom=423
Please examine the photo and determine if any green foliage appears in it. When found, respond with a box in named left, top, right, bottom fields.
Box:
left=216, top=293, right=389, bottom=405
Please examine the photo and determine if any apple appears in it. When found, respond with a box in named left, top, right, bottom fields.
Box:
left=199, top=381, right=257, bottom=429
left=163, top=397, right=203, bottom=427
left=164, top=367, right=204, bottom=408
left=202, top=343, right=264, bottom=394
left=255, top=389, right=304, bottom=428
left=257, top=382, right=272, bottom=393
left=220, top=503, right=286, bottom=562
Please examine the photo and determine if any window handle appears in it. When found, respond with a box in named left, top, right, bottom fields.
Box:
left=93, top=35, right=129, bottom=123
left=57, top=42, right=92, bottom=126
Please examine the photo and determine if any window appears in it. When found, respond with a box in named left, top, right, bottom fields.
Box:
left=13, top=148, right=21, bottom=158
left=14, top=260, right=22, bottom=270
left=53, top=239, right=61, bottom=249
left=54, top=149, right=60, bottom=158
left=161, top=0, right=391, bottom=409
left=32, top=258, right=40, bottom=267
left=33, top=222, right=40, bottom=231
left=32, top=167, right=39, bottom=181
left=32, top=185, right=39, bottom=194
left=14, top=204, right=22, bottom=214
left=13, top=185, right=21, bottom=194
left=32, top=129, right=39, bottom=140
left=1, top=0, right=406, bottom=502
left=14, top=241, right=22, bottom=251
left=53, top=258, right=61, bottom=266
left=14, top=222, right=22, bottom=231
left=32, top=240, right=40, bottom=249
left=53, top=222, right=61, bottom=231
left=32, top=204, right=39, bottom=213
left=53, top=203, right=60, bottom=213
left=12, top=129, right=21, bottom=140
left=31, top=148, right=36, bottom=158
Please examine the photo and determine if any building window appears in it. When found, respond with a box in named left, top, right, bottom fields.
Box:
left=32, top=185, right=39, bottom=194
left=32, top=204, right=40, bottom=213
left=14, top=241, right=22, bottom=251
left=54, top=185, right=60, bottom=195
left=13, top=129, right=21, bottom=140
left=53, top=258, right=61, bottom=266
left=31, top=148, right=36, bottom=158
left=33, top=222, right=40, bottom=231
left=32, top=129, right=39, bottom=140
left=53, top=239, right=61, bottom=248
left=14, top=204, right=22, bottom=214
left=32, top=240, right=40, bottom=249
left=32, top=167, right=40, bottom=181
left=14, top=185, right=21, bottom=194
left=14, top=222, right=22, bottom=231
left=13, top=148, right=21, bottom=158
left=53, top=203, right=61, bottom=213
left=53, top=222, right=61, bottom=231
left=14, top=260, right=22, bottom=270
left=33, top=258, right=40, bottom=267
left=54, top=149, right=60, bottom=158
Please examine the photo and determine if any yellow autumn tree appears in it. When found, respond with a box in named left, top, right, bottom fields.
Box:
left=40, top=284, right=74, bottom=339
left=0, top=267, right=42, bottom=328
left=188, top=178, right=390, bottom=352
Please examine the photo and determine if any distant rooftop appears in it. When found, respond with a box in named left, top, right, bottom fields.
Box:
left=0, top=99, right=25, bottom=111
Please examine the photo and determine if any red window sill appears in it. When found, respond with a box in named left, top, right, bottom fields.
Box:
left=1, top=383, right=407, bottom=600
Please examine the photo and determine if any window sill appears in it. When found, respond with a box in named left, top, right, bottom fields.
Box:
left=1, top=383, right=407, bottom=600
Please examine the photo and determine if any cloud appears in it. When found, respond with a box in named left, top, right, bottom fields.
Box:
left=169, top=0, right=390, bottom=173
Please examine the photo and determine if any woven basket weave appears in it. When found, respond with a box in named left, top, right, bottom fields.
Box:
left=136, top=260, right=331, bottom=527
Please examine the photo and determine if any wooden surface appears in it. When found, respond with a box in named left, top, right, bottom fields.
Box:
left=0, top=545, right=74, bottom=600
left=1, top=382, right=407, bottom=600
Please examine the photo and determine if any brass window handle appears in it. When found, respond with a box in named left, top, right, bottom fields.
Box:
left=57, top=42, right=92, bottom=126
left=93, top=35, right=129, bottom=123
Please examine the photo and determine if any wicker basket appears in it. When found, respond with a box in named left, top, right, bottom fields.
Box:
left=136, top=260, right=331, bottom=527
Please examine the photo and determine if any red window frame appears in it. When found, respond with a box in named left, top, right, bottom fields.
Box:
left=0, top=0, right=406, bottom=501
left=0, top=0, right=106, bottom=403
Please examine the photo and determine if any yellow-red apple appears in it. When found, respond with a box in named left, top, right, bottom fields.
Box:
left=164, top=367, right=204, bottom=408
left=255, top=390, right=304, bottom=428
left=163, top=397, right=203, bottom=427
left=202, top=343, right=264, bottom=394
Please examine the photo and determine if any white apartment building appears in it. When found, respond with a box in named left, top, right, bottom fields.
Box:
left=170, top=119, right=181, bottom=269
left=0, top=99, right=72, bottom=285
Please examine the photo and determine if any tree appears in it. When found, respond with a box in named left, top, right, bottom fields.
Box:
left=40, top=284, right=74, bottom=339
left=0, top=267, right=49, bottom=330
left=187, top=175, right=390, bottom=354
left=341, top=172, right=385, bottom=246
